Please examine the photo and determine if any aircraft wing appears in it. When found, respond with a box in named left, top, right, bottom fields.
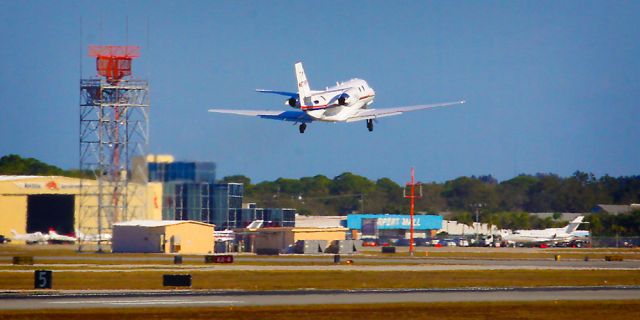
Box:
left=345, top=100, right=466, bottom=122
left=208, top=109, right=314, bottom=123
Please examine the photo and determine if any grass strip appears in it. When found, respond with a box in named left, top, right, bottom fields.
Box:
left=1, top=269, right=639, bottom=290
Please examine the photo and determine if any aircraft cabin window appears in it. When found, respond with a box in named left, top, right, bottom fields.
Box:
left=314, top=100, right=319, bottom=104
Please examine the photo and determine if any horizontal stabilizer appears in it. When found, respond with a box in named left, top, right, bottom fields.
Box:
left=255, top=89, right=298, bottom=98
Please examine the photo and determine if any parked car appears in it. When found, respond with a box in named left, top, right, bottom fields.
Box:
left=395, top=238, right=417, bottom=247
left=441, top=239, right=457, bottom=247
left=362, top=240, right=377, bottom=247
left=414, top=238, right=429, bottom=247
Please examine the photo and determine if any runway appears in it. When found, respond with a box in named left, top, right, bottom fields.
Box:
left=1, top=287, right=639, bottom=310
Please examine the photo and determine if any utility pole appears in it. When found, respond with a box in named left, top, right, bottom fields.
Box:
left=472, top=203, right=485, bottom=245
left=404, top=168, right=422, bottom=256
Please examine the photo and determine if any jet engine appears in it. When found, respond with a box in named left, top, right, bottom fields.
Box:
left=337, top=93, right=352, bottom=106
left=287, top=97, right=298, bottom=108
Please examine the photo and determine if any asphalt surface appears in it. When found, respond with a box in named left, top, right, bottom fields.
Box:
left=1, top=287, right=639, bottom=310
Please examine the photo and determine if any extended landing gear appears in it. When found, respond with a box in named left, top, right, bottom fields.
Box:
left=299, top=123, right=307, bottom=134
left=366, top=119, right=374, bottom=132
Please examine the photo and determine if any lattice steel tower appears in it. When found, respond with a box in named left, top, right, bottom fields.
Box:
left=79, top=45, right=149, bottom=251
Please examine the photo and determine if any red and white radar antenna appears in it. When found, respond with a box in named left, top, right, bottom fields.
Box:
left=88, top=45, right=140, bottom=84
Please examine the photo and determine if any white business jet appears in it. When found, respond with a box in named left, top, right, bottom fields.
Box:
left=47, top=229, right=78, bottom=244
left=502, top=216, right=586, bottom=245
left=75, top=228, right=112, bottom=243
left=10, top=229, right=49, bottom=244
left=208, top=62, right=465, bottom=133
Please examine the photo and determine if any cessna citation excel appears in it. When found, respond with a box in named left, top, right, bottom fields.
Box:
left=208, top=62, right=465, bottom=133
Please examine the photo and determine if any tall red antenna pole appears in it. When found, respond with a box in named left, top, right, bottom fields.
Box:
left=404, top=167, right=423, bottom=256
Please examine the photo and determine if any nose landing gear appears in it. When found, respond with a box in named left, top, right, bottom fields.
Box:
left=299, top=123, right=307, bottom=134
left=366, top=119, right=374, bottom=132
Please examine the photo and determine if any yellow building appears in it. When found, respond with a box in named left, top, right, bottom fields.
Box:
left=112, top=220, right=215, bottom=254
left=250, top=227, right=347, bottom=252
left=293, top=227, right=347, bottom=242
left=0, top=175, right=162, bottom=240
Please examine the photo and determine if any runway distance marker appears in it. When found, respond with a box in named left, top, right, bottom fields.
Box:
left=205, top=255, right=234, bottom=263
left=162, top=274, right=191, bottom=287
left=34, top=270, right=52, bottom=289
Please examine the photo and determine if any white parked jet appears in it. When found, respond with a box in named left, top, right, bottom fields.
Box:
left=10, top=229, right=49, bottom=244
left=502, top=216, right=586, bottom=245
left=208, top=62, right=465, bottom=133
left=75, top=228, right=112, bottom=243
left=47, top=229, right=77, bottom=244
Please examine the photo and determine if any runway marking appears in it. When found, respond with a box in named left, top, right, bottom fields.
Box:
left=48, top=299, right=244, bottom=305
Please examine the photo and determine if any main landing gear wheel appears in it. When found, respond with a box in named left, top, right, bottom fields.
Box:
left=366, top=119, right=374, bottom=132
left=299, top=123, right=307, bottom=134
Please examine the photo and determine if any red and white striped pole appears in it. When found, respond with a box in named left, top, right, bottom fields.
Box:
left=404, top=167, right=422, bottom=256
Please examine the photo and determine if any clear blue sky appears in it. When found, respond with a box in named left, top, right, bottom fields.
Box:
left=1, top=1, right=638, bottom=184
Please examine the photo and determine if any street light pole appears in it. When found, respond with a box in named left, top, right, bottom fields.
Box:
left=475, top=205, right=479, bottom=244
left=472, top=203, right=485, bottom=245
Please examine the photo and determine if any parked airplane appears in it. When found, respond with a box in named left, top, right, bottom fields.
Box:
left=75, top=228, right=112, bottom=243
left=47, top=229, right=77, bottom=244
left=208, top=62, right=465, bottom=133
left=502, top=216, right=586, bottom=245
left=10, top=229, right=49, bottom=244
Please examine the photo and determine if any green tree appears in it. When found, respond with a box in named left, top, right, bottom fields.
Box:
left=497, top=175, right=538, bottom=211
left=0, top=154, right=65, bottom=176
left=330, top=172, right=375, bottom=195
left=442, top=176, right=498, bottom=211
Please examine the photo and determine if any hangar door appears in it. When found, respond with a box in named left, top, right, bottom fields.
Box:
left=27, top=195, right=75, bottom=234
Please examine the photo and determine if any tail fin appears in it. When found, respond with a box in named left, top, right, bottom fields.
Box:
left=564, top=216, right=584, bottom=234
left=294, top=62, right=311, bottom=99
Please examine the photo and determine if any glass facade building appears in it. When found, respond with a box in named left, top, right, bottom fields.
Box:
left=230, top=208, right=296, bottom=228
left=162, top=182, right=211, bottom=222
left=150, top=161, right=216, bottom=183
left=211, top=183, right=244, bottom=229
left=151, top=159, right=295, bottom=230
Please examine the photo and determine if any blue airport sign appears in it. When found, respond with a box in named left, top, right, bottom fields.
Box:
left=347, top=214, right=442, bottom=230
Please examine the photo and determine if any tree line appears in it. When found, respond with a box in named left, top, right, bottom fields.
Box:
left=2, top=154, right=639, bottom=235
left=223, top=172, right=640, bottom=235
left=223, top=171, right=640, bottom=214
left=0, top=154, right=90, bottom=178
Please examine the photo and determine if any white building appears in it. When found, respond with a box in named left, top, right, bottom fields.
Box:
left=438, top=220, right=500, bottom=236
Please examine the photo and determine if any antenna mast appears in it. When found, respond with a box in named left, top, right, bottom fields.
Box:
left=403, top=168, right=423, bottom=256
left=79, top=44, right=149, bottom=252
